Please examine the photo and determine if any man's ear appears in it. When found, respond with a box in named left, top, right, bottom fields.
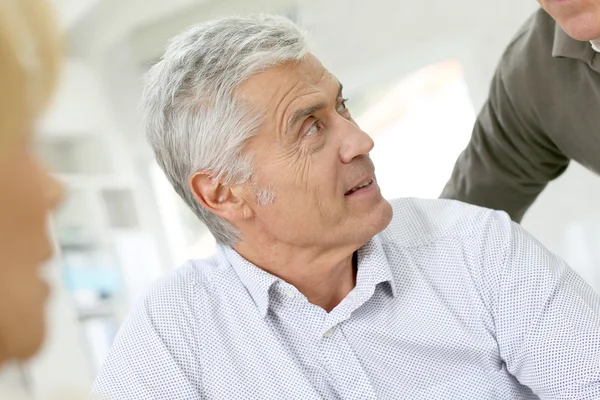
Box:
left=189, top=171, right=254, bottom=222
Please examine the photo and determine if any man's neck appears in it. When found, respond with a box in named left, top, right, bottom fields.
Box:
left=234, top=240, right=358, bottom=312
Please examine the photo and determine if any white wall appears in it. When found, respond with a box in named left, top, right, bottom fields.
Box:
left=297, top=0, right=538, bottom=109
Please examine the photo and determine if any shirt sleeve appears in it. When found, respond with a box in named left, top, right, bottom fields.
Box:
left=440, top=38, right=569, bottom=223
left=483, top=212, right=600, bottom=399
left=92, top=277, right=202, bottom=400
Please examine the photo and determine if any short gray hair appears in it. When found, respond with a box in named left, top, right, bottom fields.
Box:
left=142, top=15, right=309, bottom=245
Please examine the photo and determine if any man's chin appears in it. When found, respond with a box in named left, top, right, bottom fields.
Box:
left=379, top=199, right=394, bottom=229
left=559, top=15, right=600, bottom=41
left=365, top=198, right=394, bottom=237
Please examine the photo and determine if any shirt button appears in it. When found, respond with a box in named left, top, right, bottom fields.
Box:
left=285, top=288, right=295, bottom=299
left=323, top=328, right=335, bottom=338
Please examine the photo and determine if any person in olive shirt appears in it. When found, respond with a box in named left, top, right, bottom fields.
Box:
left=441, top=0, right=600, bottom=222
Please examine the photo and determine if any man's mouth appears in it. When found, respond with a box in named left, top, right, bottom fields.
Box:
left=345, top=179, right=374, bottom=195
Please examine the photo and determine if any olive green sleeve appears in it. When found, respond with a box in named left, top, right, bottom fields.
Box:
left=440, top=60, right=569, bottom=222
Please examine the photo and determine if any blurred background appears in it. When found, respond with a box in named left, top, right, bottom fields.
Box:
left=2, top=0, right=600, bottom=397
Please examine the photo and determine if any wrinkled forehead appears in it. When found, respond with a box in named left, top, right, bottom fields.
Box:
left=235, top=53, right=338, bottom=119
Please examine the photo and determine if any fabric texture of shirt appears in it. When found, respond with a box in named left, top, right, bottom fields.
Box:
left=92, top=198, right=600, bottom=399
left=441, top=8, right=600, bottom=222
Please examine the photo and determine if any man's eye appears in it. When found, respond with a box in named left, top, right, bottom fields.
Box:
left=306, top=120, right=319, bottom=136
left=336, top=98, right=349, bottom=113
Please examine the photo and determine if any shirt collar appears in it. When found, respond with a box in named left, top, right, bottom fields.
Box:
left=319, top=235, right=398, bottom=332
left=219, top=235, right=398, bottom=319
left=552, top=23, right=600, bottom=72
left=356, top=235, right=398, bottom=299
left=218, top=244, right=278, bottom=318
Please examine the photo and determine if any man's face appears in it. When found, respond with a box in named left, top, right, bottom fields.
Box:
left=236, top=54, right=392, bottom=250
left=537, top=0, right=600, bottom=41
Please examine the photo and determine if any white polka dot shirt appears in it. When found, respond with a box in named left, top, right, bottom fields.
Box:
left=92, top=198, right=600, bottom=399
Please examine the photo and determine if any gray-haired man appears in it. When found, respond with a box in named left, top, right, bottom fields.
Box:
left=93, top=15, right=600, bottom=399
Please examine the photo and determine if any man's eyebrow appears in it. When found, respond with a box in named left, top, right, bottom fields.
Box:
left=287, top=82, right=344, bottom=133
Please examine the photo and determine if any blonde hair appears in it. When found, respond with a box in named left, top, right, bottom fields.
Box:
left=0, top=0, right=61, bottom=148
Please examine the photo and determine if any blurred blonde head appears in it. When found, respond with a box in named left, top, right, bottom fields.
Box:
left=0, top=0, right=63, bottom=364
left=0, top=0, right=60, bottom=146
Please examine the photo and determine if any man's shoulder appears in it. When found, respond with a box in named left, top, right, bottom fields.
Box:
left=380, top=198, right=511, bottom=248
left=505, top=9, right=555, bottom=54
left=138, top=252, right=229, bottom=317
left=93, top=259, right=223, bottom=397
left=497, top=9, right=557, bottom=86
